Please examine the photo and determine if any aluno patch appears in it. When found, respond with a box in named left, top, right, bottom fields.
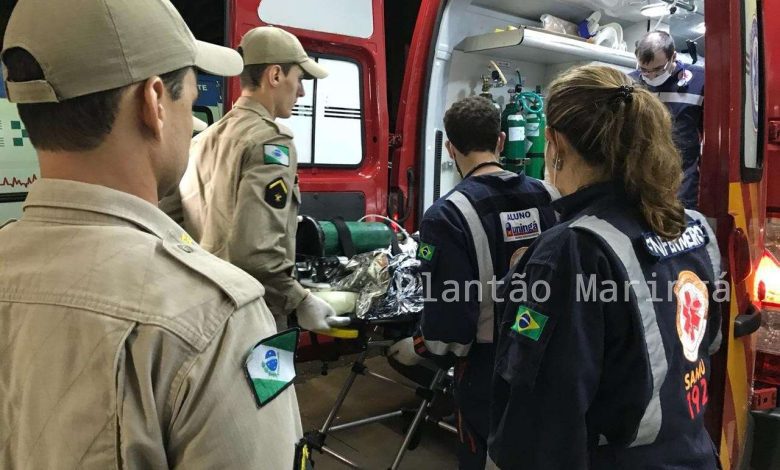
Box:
left=265, top=177, right=289, bottom=209
left=417, top=242, right=436, bottom=262
left=264, top=144, right=290, bottom=166
left=511, top=306, right=548, bottom=341
left=500, top=208, right=541, bottom=242
left=643, top=221, right=708, bottom=260
left=674, top=271, right=709, bottom=362
left=244, top=328, right=299, bottom=407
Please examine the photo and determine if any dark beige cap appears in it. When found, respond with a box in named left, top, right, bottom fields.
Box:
left=239, top=26, right=328, bottom=79
left=1, top=0, right=244, bottom=104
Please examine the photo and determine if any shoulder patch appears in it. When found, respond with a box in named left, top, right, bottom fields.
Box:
left=677, top=69, right=694, bottom=87
left=245, top=328, right=299, bottom=407
left=511, top=305, right=548, bottom=341
left=264, top=144, right=290, bottom=166
left=265, top=177, right=289, bottom=209
left=674, top=271, right=709, bottom=362
left=643, top=221, right=708, bottom=260
left=500, top=208, right=541, bottom=242
left=417, top=242, right=436, bottom=262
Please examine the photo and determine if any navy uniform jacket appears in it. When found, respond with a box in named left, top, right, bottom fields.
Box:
left=413, top=170, right=558, bottom=429
left=629, top=61, right=704, bottom=155
left=630, top=62, right=704, bottom=209
left=488, top=181, right=722, bottom=469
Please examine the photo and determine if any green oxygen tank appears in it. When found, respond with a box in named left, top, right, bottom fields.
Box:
left=520, top=89, right=545, bottom=179
left=296, top=216, right=395, bottom=257
left=500, top=87, right=520, bottom=162
left=504, top=92, right=527, bottom=174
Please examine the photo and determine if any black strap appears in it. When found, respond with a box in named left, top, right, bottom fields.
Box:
left=389, top=231, right=402, bottom=256
left=463, top=161, right=503, bottom=179
left=330, top=217, right=356, bottom=258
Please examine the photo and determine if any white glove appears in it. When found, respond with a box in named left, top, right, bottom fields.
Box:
left=296, top=293, right=351, bottom=332
left=387, top=337, right=424, bottom=366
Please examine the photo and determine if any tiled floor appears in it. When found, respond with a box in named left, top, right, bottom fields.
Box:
left=297, top=357, right=459, bottom=469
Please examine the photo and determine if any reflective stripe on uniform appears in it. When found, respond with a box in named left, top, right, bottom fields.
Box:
left=447, top=190, right=495, bottom=344
left=570, top=215, right=668, bottom=447
left=423, top=338, right=472, bottom=357
left=685, top=209, right=724, bottom=355
left=656, top=92, right=704, bottom=106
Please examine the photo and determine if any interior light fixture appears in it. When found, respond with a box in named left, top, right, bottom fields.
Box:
left=640, top=0, right=697, bottom=18
left=640, top=3, right=671, bottom=18
left=692, top=22, right=706, bottom=35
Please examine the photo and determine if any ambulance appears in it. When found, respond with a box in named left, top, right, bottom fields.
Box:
left=1, top=0, right=779, bottom=466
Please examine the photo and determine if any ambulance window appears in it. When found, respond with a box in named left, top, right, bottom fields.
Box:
left=258, top=0, right=374, bottom=39
left=282, top=57, right=364, bottom=167
left=741, top=0, right=764, bottom=181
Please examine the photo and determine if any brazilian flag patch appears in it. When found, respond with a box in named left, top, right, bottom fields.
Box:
left=417, top=242, right=436, bottom=262
left=511, top=306, right=548, bottom=341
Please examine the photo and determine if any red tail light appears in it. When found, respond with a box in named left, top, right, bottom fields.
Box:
left=756, top=250, right=780, bottom=306
left=755, top=226, right=780, bottom=389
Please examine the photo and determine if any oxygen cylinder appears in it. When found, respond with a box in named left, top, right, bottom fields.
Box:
left=500, top=90, right=519, bottom=161
left=504, top=95, right=527, bottom=174
left=520, top=90, right=546, bottom=179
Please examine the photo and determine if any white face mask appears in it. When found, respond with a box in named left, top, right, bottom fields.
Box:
left=640, top=61, right=673, bottom=87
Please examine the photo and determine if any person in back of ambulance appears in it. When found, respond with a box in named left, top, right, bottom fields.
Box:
left=388, top=96, right=558, bottom=469
left=629, top=30, right=704, bottom=210
left=487, top=65, right=723, bottom=469
left=0, top=0, right=305, bottom=468
left=163, top=26, right=350, bottom=333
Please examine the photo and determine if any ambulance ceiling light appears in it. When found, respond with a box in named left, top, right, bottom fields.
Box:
left=640, top=3, right=672, bottom=18
left=692, top=22, right=706, bottom=35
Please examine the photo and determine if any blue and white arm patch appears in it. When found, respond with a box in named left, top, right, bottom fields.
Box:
left=643, top=221, right=709, bottom=260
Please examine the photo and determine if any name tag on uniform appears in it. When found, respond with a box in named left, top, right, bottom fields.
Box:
left=643, top=221, right=709, bottom=260
left=500, top=208, right=541, bottom=242
left=244, top=328, right=299, bottom=407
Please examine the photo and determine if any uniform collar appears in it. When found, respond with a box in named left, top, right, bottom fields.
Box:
left=22, top=179, right=188, bottom=241
left=233, top=96, right=274, bottom=120
left=552, top=180, right=628, bottom=222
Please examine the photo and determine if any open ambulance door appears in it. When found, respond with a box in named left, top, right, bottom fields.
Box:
left=231, top=0, right=390, bottom=223
left=388, top=0, right=446, bottom=231
left=231, top=0, right=391, bottom=361
left=701, top=0, right=766, bottom=467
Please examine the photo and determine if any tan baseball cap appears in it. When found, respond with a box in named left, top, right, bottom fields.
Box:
left=1, top=0, right=244, bottom=104
left=239, top=26, right=328, bottom=80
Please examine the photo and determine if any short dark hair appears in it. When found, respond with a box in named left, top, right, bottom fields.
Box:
left=635, top=31, right=676, bottom=64
left=443, top=96, right=500, bottom=155
left=237, top=47, right=295, bottom=90
left=3, top=48, right=191, bottom=152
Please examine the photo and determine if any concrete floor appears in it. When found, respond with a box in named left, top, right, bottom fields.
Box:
left=297, top=356, right=459, bottom=470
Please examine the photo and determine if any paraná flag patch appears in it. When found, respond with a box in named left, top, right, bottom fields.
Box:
left=264, top=144, right=290, bottom=166
left=245, top=328, right=299, bottom=407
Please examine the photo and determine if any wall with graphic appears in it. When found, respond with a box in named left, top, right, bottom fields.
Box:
left=0, top=63, right=39, bottom=222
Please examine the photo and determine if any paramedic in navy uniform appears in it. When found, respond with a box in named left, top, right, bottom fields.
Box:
left=630, top=30, right=704, bottom=209
left=487, top=65, right=723, bottom=469
left=387, top=96, right=558, bottom=469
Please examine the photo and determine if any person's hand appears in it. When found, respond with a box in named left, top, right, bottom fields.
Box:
left=296, top=293, right=351, bottom=332
left=387, top=337, right=424, bottom=366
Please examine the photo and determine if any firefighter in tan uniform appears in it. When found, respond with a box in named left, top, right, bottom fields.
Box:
left=170, top=26, right=349, bottom=332
left=0, top=0, right=305, bottom=468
